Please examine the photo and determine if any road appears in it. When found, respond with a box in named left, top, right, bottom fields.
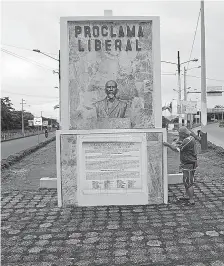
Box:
left=1, top=132, right=55, bottom=160
left=194, top=123, right=224, bottom=148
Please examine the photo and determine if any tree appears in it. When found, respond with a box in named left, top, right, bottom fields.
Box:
left=214, top=105, right=224, bottom=108
left=1, top=97, right=14, bottom=130
left=162, top=102, right=172, bottom=113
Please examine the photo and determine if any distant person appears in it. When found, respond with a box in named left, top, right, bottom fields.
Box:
left=95, top=80, right=127, bottom=118
left=45, top=128, right=48, bottom=138
left=163, top=126, right=198, bottom=205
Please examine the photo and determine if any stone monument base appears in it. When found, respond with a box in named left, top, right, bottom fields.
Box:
left=56, top=129, right=167, bottom=207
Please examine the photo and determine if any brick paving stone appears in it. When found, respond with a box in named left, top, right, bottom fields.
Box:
left=129, top=254, right=149, bottom=263
left=28, top=247, right=43, bottom=254
left=206, top=231, right=219, bottom=237
left=191, top=263, right=206, bottom=266
left=130, top=235, right=144, bottom=241
left=36, top=240, right=50, bottom=246
left=83, top=237, right=99, bottom=244
left=181, top=245, right=196, bottom=252
left=69, top=232, right=82, bottom=238
left=94, top=258, right=110, bottom=265
left=166, top=246, right=179, bottom=253
left=199, top=244, right=214, bottom=251
left=145, top=235, right=159, bottom=240
left=150, top=253, right=167, bottom=263
left=178, top=238, right=192, bottom=244
left=211, top=261, right=224, bottom=266
left=99, top=236, right=111, bottom=242
left=147, top=247, right=164, bottom=254
left=113, top=242, right=127, bottom=248
left=39, top=234, right=53, bottom=240
left=65, top=239, right=81, bottom=245
left=147, top=240, right=162, bottom=246
left=95, top=250, right=110, bottom=257
left=7, top=229, right=21, bottom=235
left=168, top=253, right=184, bottom=261
left=52, top=240, right=65, bottom=246
left=113, top=256, right=129, bottom=264
left=74, top=260, right=92, bottom=266
left=191, top=232, right=205, bottom=238
left=114, top=249, right=128, bottom=256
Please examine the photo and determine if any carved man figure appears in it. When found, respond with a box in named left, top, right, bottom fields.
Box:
left=95, top=80, right=127, bottom=118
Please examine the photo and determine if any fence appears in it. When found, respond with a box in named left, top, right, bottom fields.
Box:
left=1, top=128, right=56, bottom=142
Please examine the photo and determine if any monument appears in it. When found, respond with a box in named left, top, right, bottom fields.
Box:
left=57, top=16, right=168, bottom=207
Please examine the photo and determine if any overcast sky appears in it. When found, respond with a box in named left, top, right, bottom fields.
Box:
left=1, top=0, right=224, bottom=120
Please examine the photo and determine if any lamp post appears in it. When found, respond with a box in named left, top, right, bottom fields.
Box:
left=161, top=55, right=198, bottom=127
left=20, top=99, right=26, bottom=136
left=201, top=0, right=208, bottom=151
left=33, top=49, right=60, bottom=127
left=33, top=49, right=59, bottom=62
left=184, top=66, right=201, bottom=126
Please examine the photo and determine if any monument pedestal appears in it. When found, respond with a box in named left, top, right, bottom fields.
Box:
left=58, top=16, right=164, bottom=207
left=56, top=129, right=167, bottom=207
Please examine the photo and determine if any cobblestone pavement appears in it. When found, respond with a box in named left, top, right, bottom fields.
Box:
left=1, top=181, right=224, bottom=266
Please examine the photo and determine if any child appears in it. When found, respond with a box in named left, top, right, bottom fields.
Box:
left=164, top=126, right=198, bottom=205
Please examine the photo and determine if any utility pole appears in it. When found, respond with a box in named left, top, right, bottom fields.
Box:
left=20, top=99, right=26, bottom=136
left=201, top=0, right=208, bottom=150
left=41, top=111, right=43, bottom=131
left=58, top=50, right=61, bottom=129
left=177, top=51, right=182, bottom=126
left=183, top=67, right=188, bottom=126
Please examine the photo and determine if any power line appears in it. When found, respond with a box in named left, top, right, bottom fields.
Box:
left=161, top=73, right=176, bottom=76
left=185, top=74, right=224, bottom=82
left=162, top=72, right=224, bottom=82
left=1, top=90, right=58, bottom=99
left=1, top=48, right=56, bottom=71
left=186, top=7, right=201, bottom=71
left=1, top=48, right=58, bottom=71
left=1, top=43, right=58, bottom=56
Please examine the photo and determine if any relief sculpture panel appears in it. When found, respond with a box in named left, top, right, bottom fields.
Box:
left=68, top=20, right=154, bottom=129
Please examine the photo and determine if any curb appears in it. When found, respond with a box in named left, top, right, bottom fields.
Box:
left=1, top=136, right=56, bottom=170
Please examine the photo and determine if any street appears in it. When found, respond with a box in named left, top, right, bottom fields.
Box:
left=1, top=132, right=55, bottom=160
left=193, top=123, right=224, bottom=148
left=205, top=123, right=224, bottom=148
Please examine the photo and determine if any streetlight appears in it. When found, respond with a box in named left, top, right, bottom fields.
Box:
left=187, top=66, right=201, bottom=71
left=183, top=65, right=201, bottom=126
left=33, top=49, right=59, bottom=61
left=161, top=54, right=198, bottom=126
left=33, top=48, right=60, bottom=126
left=161, top=58, right=198, bottom=66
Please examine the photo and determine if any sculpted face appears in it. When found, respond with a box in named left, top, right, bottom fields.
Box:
left=105, top=80, right=118, bottom=99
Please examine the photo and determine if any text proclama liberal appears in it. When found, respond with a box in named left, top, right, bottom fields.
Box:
left=74, top=25, right=145, bottom=52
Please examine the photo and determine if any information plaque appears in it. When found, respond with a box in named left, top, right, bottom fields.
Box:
left=83, top=141, right=142, bottom=192
left=77, top=133, right=148, bottom=205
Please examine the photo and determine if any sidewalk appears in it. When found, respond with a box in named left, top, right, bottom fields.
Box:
left=1, top=140, right=224, bottom=266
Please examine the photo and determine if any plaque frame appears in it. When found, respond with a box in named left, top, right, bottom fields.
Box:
left=77, top=133, right=147, bottom=206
